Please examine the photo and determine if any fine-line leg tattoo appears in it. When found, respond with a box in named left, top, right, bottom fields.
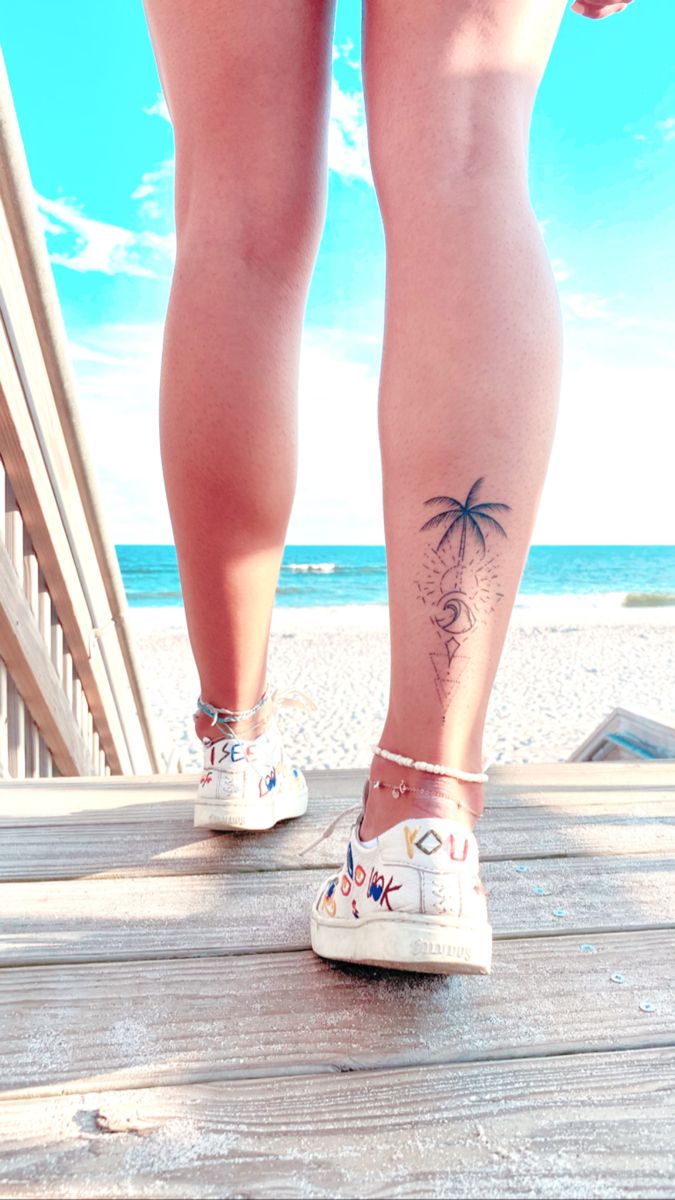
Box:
left=415, top=477, right=511, bottom=717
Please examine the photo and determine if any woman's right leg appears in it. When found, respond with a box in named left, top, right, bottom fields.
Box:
left=142, top=0, right=336, bottom=742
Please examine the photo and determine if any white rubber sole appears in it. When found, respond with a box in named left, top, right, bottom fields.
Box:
left=194, top=781, right=308, bottom=831
left=310, top=910, right=492, bottom=975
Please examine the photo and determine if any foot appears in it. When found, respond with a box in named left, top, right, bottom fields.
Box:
left=310, top=808, right=491, bottom=975
left=194, top=714, right=308, bottom=831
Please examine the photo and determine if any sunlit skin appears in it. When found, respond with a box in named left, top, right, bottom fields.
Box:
left=572, top=1, right=634, bottom=18
left=142, top=0, right=633, bottom=824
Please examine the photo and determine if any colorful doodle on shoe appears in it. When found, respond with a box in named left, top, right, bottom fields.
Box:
left=341, top=874, right=352, bottom=896
left=367, top=868, right=402, bottom=911
left=352, top=899, right=360, bottom=919
left=322, top=877, right=338, bottom=917
left=259, top=767, right=277, bottom=797
left=199, top=772, right=213, bottom=788
left=347, top=842, right=355, bottom=879
left=404, top=825, right=420, bottom=859
left=354, top=863, right=366, bottom=887
left=215, top=741, right=260, bottom=765
left=448, top=833, right=469, bottom=862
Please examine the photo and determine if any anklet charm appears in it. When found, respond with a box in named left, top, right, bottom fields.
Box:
left=371, top=777, right=481, bottom=820
left=371, top=745, right=488, bottom=784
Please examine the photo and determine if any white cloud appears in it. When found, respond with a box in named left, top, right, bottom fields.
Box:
left=131, top=158, right=175, bottom=221
left=328, top=42, right=372, bottom=186
left=534, top=358, right=675, bottom=545
left=328, top=79, right=372, bottom=185
left=656, top=117, right=675, bottom=143
left=332, top=39, right=361, bottom=70
left=37, top=89, right=177, bottom=277
left=69, top=323, right=172, bottom=543
left=69, top=314, right=675, bottom=549
left=561, top=290, right=613, bottom=322
left=143, top=93, right=171, bottom=123
left=551, top=257, right=571, bottom=283
left=37, top=194, right=175, bottom=278
left=68, top=322, right=384, bottom=545
left=625, top=115, right=675, bottom=151
left=290, top=329, right=382, bottom=542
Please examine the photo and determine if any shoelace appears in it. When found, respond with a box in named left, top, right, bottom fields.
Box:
left=299, top=802, right=364, bottom=858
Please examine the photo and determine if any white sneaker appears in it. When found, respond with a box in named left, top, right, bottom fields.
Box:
left=310, top=815, right=492, bottom=974
left=194, top=719, right=308, bottom=831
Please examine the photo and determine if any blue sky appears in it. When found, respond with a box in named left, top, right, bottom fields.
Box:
left=3, top=0, right=674, bottom=544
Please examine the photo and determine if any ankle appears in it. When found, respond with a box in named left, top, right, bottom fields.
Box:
left=360, top=758, right=485, bottom=842
left=378, top=717, right=485, bottom=782
left=193, top=690, right=273, bottom=744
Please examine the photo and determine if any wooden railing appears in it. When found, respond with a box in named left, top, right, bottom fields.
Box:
left=0, top=50, right=161, bottom=778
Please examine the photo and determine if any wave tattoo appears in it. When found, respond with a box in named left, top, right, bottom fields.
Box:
left=415, top=477, right=511, bottom=715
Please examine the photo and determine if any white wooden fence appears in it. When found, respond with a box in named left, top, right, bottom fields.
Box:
left=0, top=50, right=161, bottom=778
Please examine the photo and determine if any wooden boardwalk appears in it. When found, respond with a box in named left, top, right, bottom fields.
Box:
left=1, top=761, right=674, bottom=1198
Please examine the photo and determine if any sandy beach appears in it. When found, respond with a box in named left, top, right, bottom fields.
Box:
left=129, top=601, right=675, bottom=772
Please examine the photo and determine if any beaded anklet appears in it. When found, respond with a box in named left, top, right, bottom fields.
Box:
left=372, top=744, right=489, bottom=784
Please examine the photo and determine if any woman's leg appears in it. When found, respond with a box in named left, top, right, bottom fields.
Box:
left=142, top=0, right=335, bottom=740
left=361, top=0, right=567, bottom=838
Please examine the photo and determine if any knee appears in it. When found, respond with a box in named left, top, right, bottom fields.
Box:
left=368, top=82, right=530, bottom=233
left=174, top=154, right=326, bottom=285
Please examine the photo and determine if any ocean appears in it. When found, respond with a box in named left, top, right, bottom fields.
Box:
left=116, top=544, right=675, bottom=609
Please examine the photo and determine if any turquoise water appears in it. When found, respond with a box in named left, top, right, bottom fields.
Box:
left=115, top=544, right=675, bottom=609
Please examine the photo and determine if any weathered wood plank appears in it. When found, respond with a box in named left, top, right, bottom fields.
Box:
left=1, top=1047, right=674, bottom=1199
left=1, top=762, right=672, bottom=825
left=1, top=791, right=674, bottom=881
left=1, top=930, right=672, bottom=1097
left=0, top=657, right=7, bottom=778
left=1, top=854, right=673, bottom=967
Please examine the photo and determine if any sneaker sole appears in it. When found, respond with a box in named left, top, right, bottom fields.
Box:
left=194, top=782, right=309, bottom=831
left=310, top=911, right=492, bottom=975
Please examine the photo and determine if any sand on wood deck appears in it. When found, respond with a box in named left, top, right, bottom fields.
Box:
left=0, top=761, right=674, bottom=1199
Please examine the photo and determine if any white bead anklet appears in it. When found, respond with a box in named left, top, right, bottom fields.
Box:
left=371, top=745, right=488, bottom=784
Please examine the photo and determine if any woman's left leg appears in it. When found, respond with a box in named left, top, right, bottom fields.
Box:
left=360, top=0, right=567, bottom=839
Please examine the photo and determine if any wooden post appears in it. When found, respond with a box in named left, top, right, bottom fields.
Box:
left=7, top=675, right=24, bottom=778
left=38, top=732, right=52, bottom=777
left=38, top=567, right=51, bottom=646
left=24, top=711, right=39, bottom=777
left=5, top=477, right=23, bottom=576
left=0, top=658, right=7, bottom=777
left=51, top=615, right=63, bottom=680
left=23, top=527, right=38, bottom=615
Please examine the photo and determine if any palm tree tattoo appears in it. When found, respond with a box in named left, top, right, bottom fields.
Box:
left=416, top=478, right=511, bottom=714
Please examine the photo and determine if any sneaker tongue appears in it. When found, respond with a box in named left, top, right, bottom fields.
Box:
left=377, top=817, right=479, bottom=869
